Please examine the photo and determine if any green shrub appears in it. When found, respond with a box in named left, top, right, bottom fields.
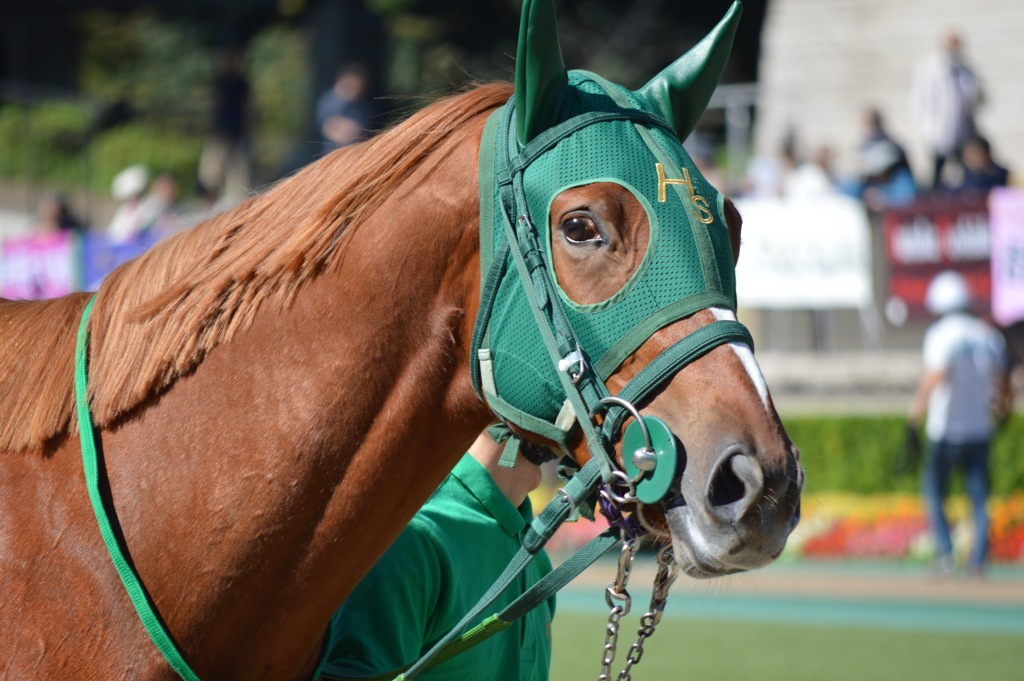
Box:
left=247, top=25, right=313, bottom=174
left=78, top=10, right=212, bottom=125
left=0, top=105, right=199, bottom=194
left=783, top=414, right=1024, bottom=496
left=0, top=105, right=29, bottom=176
left=87, top=122, right=201, bottom=195
left=0, top=101, right=92, bottom=183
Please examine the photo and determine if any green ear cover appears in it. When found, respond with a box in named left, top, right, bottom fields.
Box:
left=635, top=0, right=743, bottom=140
left=514, top=0, right=571, bottom=145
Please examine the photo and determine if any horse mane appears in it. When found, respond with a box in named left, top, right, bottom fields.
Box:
left=0, top=82, right=513, bottom=453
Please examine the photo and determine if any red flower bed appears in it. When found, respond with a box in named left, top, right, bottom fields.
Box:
left=802, top=517, right=929, bottom=559
left=798, top=493, right=1024, bottom=563
left=990, top=525, right=1024, bottom=562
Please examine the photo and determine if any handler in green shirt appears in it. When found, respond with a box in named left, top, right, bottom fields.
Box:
left=321, top=432, right=555, bottom=680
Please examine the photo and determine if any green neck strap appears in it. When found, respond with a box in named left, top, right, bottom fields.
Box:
left=75, top=296, right=333, bottom=681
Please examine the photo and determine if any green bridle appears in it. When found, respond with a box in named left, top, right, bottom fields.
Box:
left=400, top=8, right=760, bottom=674
left=404, top=16, right=759, bottom=670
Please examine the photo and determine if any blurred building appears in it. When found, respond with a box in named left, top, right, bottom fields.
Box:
left=755, top=0, right=1024, bottom=184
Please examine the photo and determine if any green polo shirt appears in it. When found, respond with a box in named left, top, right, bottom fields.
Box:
left=322, top=454, right=555, bottom=681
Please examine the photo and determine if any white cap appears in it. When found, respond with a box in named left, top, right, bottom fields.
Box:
left=111, top=164, right=150, bottom=201
left=925, top=270, right=971, bottom=315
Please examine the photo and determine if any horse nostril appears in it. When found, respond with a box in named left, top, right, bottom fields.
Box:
left=707, top=451, right=764, bottom=521
left=790, top=498, right=802, bottom=530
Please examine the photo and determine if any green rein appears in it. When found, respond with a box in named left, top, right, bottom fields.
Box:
left=74, top=296, right=332, bottom=680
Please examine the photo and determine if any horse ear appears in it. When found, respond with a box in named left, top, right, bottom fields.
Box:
left=635, top=1, right=742, bottom=141
left=515, top=0, right=571, bottom=145
left=724, top=196, right=743, bottom=265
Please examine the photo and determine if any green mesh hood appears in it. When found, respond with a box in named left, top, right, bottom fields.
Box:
left=477, top=71, right=737, bottom=440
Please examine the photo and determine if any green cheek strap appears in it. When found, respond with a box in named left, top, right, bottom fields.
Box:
left=621, top=415, right=679, bottom=505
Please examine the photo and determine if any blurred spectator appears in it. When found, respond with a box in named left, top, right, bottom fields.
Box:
left=107, top=164, right=151, bottom=243
left=859, top=141, right=917, bottom=212
left=107, top=168, right=184, bottom=243
left=859, top=107, right=914, bottom=180
left=783, top=144, right=838, bottom=199
left=911, top=32, right=983, bottom=189
left=958, top=134, right=1010, bottom=192
left=137, top=173, right=183, bottom=235
left=316, top=63, right=372, bottom=154
left=743, top=154, right=783, bottom=198
left=906, top=271, right=1012, bottom=578
left=743, top=132, right=797, bottom=198
left=843, top=107, right=917, bottom=211
left=687, top=133, right=728, bottom=192
left=837, top=110, right=912, bottom=211
left=198, top=49, right=252, bottom=203
left=34, top=193, right=83, bottom=235
left=1002, top=320, right=1024, bottom=414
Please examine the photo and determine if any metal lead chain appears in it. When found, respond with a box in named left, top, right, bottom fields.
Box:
left=599, top=544, right=680, bottom=681
left=598, top=537, right=639, bottom=681
left=614, top=545, right=680, bottom=681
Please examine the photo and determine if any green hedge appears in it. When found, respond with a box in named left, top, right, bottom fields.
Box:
left=783, top=414, right=1024, bottom=496
left=0, top=102, right=92, bottom=182
left=0, top=18, right=311, bottom=196
left=0, top=101, right=202, bottom=195
left=87, top=122, right=202, bottom=195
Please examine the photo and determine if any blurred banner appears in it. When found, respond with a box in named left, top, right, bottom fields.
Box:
left=81, top=232, right=161, bottom=292
left=734, top=195, right=873, bottom=309
left=1, top=232, right=78, bottom=299
left=1, top=231, right=163, bottom=300
left=882, top=194, right=990, bottom=321
left=989, top=187, right=1024, bottom=327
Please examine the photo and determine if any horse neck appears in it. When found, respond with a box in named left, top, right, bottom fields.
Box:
left=98, top=124, right=493, bottom=677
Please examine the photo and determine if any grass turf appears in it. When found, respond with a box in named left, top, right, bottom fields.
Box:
left=550, top=613, right=1024, bottom=681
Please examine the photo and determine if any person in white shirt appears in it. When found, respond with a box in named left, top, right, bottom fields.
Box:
left=911, top=32, right=982, bottom=189
left=907, top=271, right=1011, bottom=577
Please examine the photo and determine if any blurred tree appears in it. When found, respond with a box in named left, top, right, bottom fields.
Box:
left=365, top=0, right=519, bottom=97
left=77, top=10, right=215, bottom=134
left=361, top=0, right=758, bottom=109
left=0, top=0, right=764, bottom=194
left=247, top=25, right=313, bottom=178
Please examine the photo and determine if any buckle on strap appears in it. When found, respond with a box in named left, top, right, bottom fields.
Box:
left=557, top=346, right=586, bottom=384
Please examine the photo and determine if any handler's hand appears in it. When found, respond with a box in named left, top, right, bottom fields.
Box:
left=898, top=422, right=921, bottom=475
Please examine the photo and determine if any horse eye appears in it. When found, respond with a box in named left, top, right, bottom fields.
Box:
left=563, top=216, right=602, bottom=244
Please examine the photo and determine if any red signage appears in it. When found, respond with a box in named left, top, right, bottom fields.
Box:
left=882, top=194, right=991, bottom=320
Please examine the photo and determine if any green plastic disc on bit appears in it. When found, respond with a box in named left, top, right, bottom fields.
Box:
left=621, top=416, right=678, bottom=504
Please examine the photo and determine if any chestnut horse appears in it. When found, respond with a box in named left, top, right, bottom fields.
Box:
left=0, top=5, right=801, bottom=680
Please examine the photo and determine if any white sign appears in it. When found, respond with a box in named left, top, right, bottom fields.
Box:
left=990, top=187, right=1024, bottom=326
left=733, top=195, right=873, bottom=309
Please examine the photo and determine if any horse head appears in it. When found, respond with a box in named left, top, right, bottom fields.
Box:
left=475, top=0, right=802, bottom=578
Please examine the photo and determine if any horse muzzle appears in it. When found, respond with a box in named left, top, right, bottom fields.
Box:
left=663, top=442, right=804, bottom=578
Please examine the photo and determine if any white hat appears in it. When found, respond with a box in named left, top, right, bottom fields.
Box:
left=925, top=270, right=971, bottom=315
left=111, top=164, right=150, bottom=201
